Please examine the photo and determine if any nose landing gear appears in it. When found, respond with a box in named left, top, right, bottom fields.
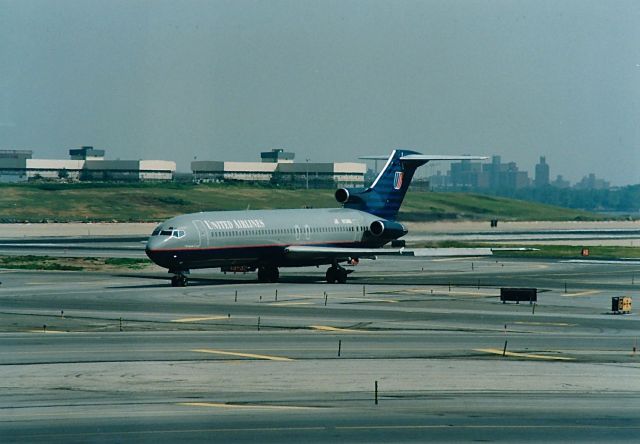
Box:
left=170, top=271, right=189, bottom=287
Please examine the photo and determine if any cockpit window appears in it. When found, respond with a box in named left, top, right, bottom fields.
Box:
left=153, top=227, right=185, bottom=238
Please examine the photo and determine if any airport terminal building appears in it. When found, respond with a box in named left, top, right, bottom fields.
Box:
left=192, top=149, right=366, bottom=188
left=0, top=147, right=176, bottom=182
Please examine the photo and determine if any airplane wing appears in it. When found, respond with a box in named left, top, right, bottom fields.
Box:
left=284, top=245, right=404, bottom=260
left=284, top=246, right=533, bottom=260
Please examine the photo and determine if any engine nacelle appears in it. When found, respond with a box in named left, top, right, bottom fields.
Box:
left=335, top=187, right=366, bottom=205
left=335, top=188, right=350, bottom=203
left=369, top=220, right=407, bottom=239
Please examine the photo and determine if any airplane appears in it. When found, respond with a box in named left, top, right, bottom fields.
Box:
left=145, top=149, right=490, bottom=287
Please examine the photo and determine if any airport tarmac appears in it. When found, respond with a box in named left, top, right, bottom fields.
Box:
left=1, top=256, right=639, bottom=442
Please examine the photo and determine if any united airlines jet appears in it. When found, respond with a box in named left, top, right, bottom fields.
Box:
left=146, top=150, right=487, bottom=286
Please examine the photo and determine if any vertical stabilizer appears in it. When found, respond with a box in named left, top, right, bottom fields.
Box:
left=336, top=150, right=487, bottom=220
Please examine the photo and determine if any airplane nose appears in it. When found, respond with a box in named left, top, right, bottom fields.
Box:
left=145, top=237, right=172, bottom=267
left=145, top=236, right=161, bottom=252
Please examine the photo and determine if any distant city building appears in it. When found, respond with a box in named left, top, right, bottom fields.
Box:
left=534, top=156, right=550, bottom=187
left=574, top=173, right=610, bottom=190
left=434, top=155, right=530, bottom=190
left=428, top=170, right=449, bottom=188
left=192, top=150, right=366, bottom=188
left=551, top=174, right=570, bottom=189
left=450, top=159, right=487, bottom=188
left=0, top=147, right=175, bottom=182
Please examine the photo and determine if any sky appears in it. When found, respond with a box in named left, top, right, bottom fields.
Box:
left=1, top=0, right=639, bottom=185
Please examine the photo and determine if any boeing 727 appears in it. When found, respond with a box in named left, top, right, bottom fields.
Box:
left=145, top=150, right=488, bottom=286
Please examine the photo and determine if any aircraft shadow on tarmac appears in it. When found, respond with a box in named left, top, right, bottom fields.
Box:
left=107, top=272, right=538, bottom=289
left=108, top=273, right=328, bottom=288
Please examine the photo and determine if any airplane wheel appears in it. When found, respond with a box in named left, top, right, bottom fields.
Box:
left=336, top=269, right=348, bottom=284
left=326, top=267, right=337, bottom=284
left=258, top=266, right=279, bottom=283
left=171, top=275, right=188, bottom=287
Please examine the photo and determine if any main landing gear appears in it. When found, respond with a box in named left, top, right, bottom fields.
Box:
left=170, top=271, right=189, bottom=287
left=326, top=264, right=351, bottom=284
left=257, top=265, right=279, bottom=283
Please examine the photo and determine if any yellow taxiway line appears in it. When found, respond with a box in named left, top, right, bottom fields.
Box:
left=178, top=402, right=314, bottom=410
left=268, top=301, right=314, bottom=306
left=513, top=321, right=575, bottom=327
left=171, top=316, right=230, bottom=323
left=191, top=349, right=293, bottom=361
left=563, top=290, right=600, bottom=297
left=342, top=297, right=399, bottom=303
left=475, top=348, right=574, bottom=361
left=310, top=325, right=364, bottom=333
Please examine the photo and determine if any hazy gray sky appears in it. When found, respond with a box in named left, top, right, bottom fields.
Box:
left=1, top=0, right=638, bottom=184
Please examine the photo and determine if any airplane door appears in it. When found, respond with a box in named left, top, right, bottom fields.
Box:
left=193, top=220, right=209, bottom=248
left=294, top=225, right=301, bottom=241
left=304, top=224, right=311, bottom=240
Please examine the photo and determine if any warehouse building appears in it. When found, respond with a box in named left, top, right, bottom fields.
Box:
left=0, top=147, right=176, bottom=182
left=192, top=149, right=366, bottom=188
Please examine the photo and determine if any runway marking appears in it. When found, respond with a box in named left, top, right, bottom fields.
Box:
left=28, top=329, right=66, bottom=334
left=311, top=325, right=366, bottom=333
left=514, top=321, right=576, bottom=327
left=268, top=301, right=314, bottom=306
left=377, top=288, right=495, bottom=298
left=178, top=402, right=315, bottom=410
left=448, top=291, right=497, bottom=297
left=11, top=424, right=640, bottom=439
left=171, top=316, right=229, bottom=323
left=342, top=297, right=399, bottom=303
left=336, top=425, right=640, bottom=431
left=563, top=290, right=600, bottom=297
left=431, top=257, right=484, bottom=262
left=475, top=348, right=575, bottom=361
left=191, top=349, right=293, bottom=361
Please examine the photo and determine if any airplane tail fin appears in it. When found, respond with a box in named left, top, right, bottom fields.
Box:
left=335, top=150, right=486, bottom=220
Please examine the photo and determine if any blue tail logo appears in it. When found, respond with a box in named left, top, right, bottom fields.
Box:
left=393, top=171, right=404, bottom=190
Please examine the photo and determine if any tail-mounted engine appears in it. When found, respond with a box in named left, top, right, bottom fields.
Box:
left=335, top=188, right=366, bottom=205
left=369, top=220, right=407, bottom=239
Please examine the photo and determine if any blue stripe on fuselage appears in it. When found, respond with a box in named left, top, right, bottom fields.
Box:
left=146, top=241, right=362, bottom=270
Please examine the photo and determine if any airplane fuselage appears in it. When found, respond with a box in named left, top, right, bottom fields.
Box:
left=145, top=150, right=486, bottom=286
left=145, top=208, right=398, bottom=273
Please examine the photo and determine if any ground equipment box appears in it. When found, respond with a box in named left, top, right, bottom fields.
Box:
left=611, top=296, right=632, bottom=314
left=500, top=287, right=537, bottom=304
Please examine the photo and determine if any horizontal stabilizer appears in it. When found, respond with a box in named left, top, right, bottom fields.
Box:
left=400, top=154, right=488, bottom=162
left=360, top=154, right=488, bottom=162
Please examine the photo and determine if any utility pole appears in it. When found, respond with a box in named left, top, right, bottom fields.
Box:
left=306, top=158, right=310, bottom=189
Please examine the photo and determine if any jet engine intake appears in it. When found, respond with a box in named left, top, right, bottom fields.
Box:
left=335, top=188, right=366, bottom=205
left=369, top=220, right=407, bottom=239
